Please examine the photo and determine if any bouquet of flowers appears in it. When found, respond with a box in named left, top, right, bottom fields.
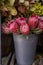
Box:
left=1, top=1, right=43, bottom=35
left=2, top=14, right=43, bottom=35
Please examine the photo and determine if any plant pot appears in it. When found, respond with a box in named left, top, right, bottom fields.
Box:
left=13, top=34, right=38, bottom=65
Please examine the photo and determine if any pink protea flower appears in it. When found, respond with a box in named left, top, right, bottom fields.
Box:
left=2, top=22, right=10, bottom=34
left=15, top=17, right=27, bottom=25
left=39, top=17, right=43, bottom=21
left=20, top=23, right=30, bottom=35
left=38, top=20, right=43, bottom=31
left=8, top=20, right=18, bottom=33
left=28, top=14, right=39, bottom=30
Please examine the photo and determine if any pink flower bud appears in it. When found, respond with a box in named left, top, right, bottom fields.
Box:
left=15, top=17, right=27, bottom=25
left=8, top=20, right=18, bottom=33
left=28, top=14, right=39, bottom=30
left=20, top=23, right=30, bottom=35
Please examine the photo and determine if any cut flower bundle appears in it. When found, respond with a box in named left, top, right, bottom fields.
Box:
left=2, top=14, right=43, bottom=35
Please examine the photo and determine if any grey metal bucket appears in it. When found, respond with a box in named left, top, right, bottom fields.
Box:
left=13, top=34, right=38, bottom=65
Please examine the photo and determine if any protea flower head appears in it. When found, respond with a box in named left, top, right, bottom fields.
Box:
left=20, top=23, right=30, bottom=35
left=15, top=17, right=27, bottom=25
left=8, top=20, right=18, bottom=33
left=28, top=14, right=39, bottom=30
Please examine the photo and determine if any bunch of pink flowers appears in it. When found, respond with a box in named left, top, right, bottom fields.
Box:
left=2, top=14, right=43, bottom=35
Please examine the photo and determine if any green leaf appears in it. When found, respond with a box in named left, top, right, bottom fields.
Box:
left=33, top=29, right=42, bottom=34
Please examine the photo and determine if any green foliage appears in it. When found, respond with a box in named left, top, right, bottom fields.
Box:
left=24, top=10, right=32, bottom=18
left=32, top=28, right=42, bottom=34
left=30, top=2, right=43, bottom=16
left=0, top=0, right=3, bottom=3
